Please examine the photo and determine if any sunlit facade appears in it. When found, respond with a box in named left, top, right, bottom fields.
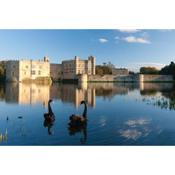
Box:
left=62, top=56, right=96, bottom=79
left=6, top=56, right=50, bottom=82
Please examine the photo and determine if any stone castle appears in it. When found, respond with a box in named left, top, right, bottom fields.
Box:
left=5, top=55, right=173, bottom=83
left=6, top=55, right=96, bottom=82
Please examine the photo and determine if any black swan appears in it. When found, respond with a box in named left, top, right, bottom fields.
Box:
left=43, top=99, right=55, bottom=135
left=68, top=100, right=88, bottom=144
left=69, top=100, right=87, bottom=127
left=44, top=99, right=55, bottom=122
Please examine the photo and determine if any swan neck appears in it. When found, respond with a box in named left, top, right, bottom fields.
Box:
left=82, top=103, right=87, bottom=118
left=48, top=102, right=53, bottom=115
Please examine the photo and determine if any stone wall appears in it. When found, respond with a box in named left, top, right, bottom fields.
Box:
left=50, top=63, right=62, bottom=81
left=112, top=68, right=129, bottom=76
left=62, top=59, right=76, bottom=79
left=89, top=74, right=173, bottom=82
left=114, top=75, right=139, bottom=82
left=77, top=74, right=88, bottom=82
left=88, top=75, right=115, bottom=82
left=6, top=61, right=20, bottom=82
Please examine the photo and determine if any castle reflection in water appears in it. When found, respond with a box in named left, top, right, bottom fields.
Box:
left=0, top=82, right=174, bottom=108
left=50, top=83, right=96, bottom=107
left=3, top=82, right=97, bottom=107
left=5, top=83, right=50, bottom=106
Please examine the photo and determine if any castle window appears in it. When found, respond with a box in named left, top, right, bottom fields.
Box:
left=31, top=70, right=35, bottom=75
left=26, top=65, right=28, bottom=68
left=38, top=71, right=41, bottom=75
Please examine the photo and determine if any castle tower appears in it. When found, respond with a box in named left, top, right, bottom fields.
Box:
left=75, top=56, right=79, bottom=74
left=88, top=56, right=96, bottom=75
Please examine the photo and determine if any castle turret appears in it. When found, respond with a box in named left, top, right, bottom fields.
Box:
left=44, top=56, right=50, bottom=62
left=75, top=56, right=79, bottom=74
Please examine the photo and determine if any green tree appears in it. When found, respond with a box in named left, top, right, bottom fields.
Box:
left=0, top=61, right=6, bottom=81
left=160, top=61, right=175, bottom=75
left=96, top=65, right=112, bottom=75
left=140, top=67, right=159, bottom=74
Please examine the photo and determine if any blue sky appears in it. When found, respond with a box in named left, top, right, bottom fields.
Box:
left=0, top=29, right=175, bottom=71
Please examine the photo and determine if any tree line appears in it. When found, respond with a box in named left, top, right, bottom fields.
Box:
left=140, top=61, right=175, bottom=77
left=0, top=61, right=6, bottom=81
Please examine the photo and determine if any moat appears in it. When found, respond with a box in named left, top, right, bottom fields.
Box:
left=0, top=82, right=175, bottom=145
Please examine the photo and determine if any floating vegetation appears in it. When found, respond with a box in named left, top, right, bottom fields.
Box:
left=0, top=129, right=8, bottom=143
left=140, top=93, right=175, bottom=111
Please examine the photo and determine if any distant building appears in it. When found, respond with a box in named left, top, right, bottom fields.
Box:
left=6, top=56, right=50, bottom=82
left=61, top=56, right=96, bottom=80
left=112, top=68, right=129, bottom=76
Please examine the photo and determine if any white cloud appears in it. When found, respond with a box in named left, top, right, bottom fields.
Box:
left=119, top=118, right=151, bottom=140
left=119, top=129, right=142, bottom=140
left=122, top=36, right=150, bottom=44
left=125, top=119, right=150, bottom=127
left=118, top=29, right=140, bottom=33
left=99, top=38, right=108, bottom=43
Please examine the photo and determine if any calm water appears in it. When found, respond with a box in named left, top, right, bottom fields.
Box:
left=0, top=82, right=175, bottom=145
